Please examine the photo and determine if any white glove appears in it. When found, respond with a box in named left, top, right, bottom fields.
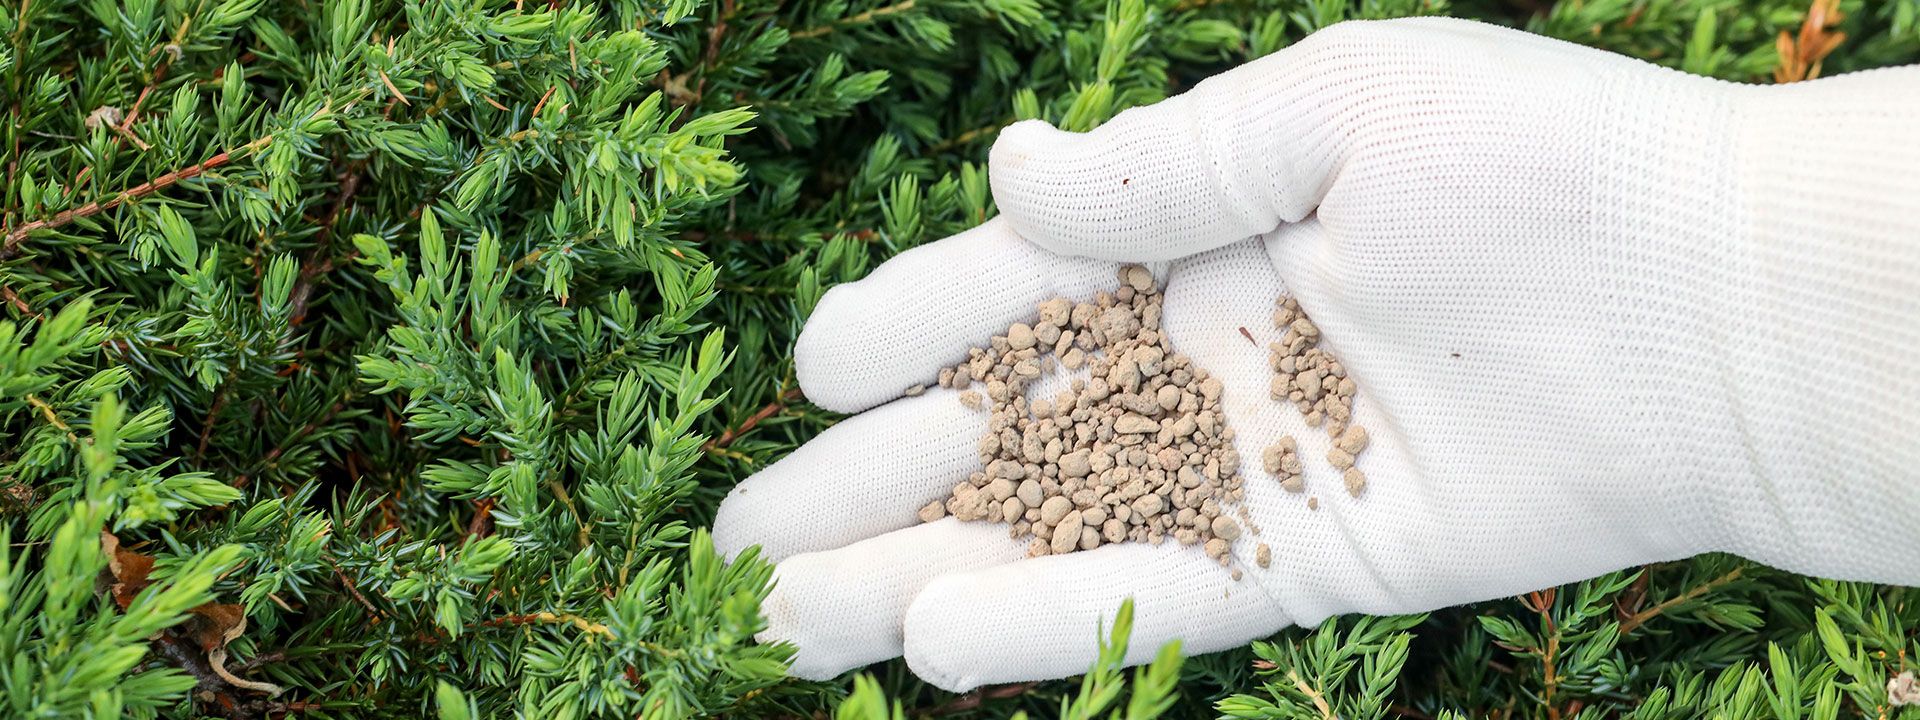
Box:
left=714, top=17, right=1920, bottom=692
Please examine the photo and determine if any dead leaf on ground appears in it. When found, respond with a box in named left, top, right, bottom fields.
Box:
left=187, top=604, right=284, bottom=696
left=1775, top=0, right=1846, bottom=83
left=100, top=530, right=156, bottom=609
left=101, top=532, right=284, bottom=698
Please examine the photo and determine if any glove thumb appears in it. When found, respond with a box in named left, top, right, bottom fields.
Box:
left=988, top=93, right=1283, bottom=262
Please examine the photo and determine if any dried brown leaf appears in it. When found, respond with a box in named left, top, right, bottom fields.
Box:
left=186, top=603, right=284, bottom=696
left=1775, top=0, right=1847, bottom=83
left=187, top=603, right=248, bottom=651
left=100, top=530, right=156, bottom=610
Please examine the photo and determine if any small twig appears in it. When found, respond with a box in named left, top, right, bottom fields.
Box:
left=288, top=163, right=365, bottom=327
left=109, top=121, right=151, bottom=151
left=687, top=227, right=876, bottom=245
left=1543, top=623, right=1562, bottom=720
left=0, top=134, right=275, bottom=258
left=1517, top=588, right=1563, bottom=720
left=111, top=19, right=193, bottom=151
left=546, top=479, right=591, bottom=549
left=234, top=393, right=351, bottom=488
left=692, top=0, right=736, bottom=107
left=483, top=611, right=614, bottom=640
left=25, top=394, right=78, bottom=443
left=1619, top=567, right=1745, bottom=635
left=229, top=651, right=286, bottom=674
left=207, top=647, right=284, bottom=695
left=0, top=285, right=34, bottom=316
left=150, top=631, right=228, bottom=692
left=703, top=388, right=803, bottom=451
left=1287, top=670, right=1336, bottom=720
left=195, top=386, right=232, bottom=460
left=509, top=247, right=546, bottom=274
left=922, top=681, right=1041, bottom=715
left=1613, top=566, right=1653, bottom=623
left=928, top=121, right=1004, bottom=153
left=680, top=229, right=759, bottom=243
left=330, top=560, right=383, bottom=620
left=118, top=85, right=156, bottom=138
left=789, top=0, right=917, bottom=39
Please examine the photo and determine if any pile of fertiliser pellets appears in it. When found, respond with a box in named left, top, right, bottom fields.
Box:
left=1263, top=296, right=1372, bottom=500
left=914, top=266, right=1373, bottom=579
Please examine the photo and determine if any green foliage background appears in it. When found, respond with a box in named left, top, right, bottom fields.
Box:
left=0, top=0, right=1915, bottom=717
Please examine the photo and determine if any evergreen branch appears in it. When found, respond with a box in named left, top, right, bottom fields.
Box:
left=1, top=284, right=34, bottom=316
left=289, top=163, right=366, bottom=328
left=790, top=0, right=918, bottom=39
left=116, top=16, right=194, bottom=147
left=704, top=387, right=802, bottom=451
left=930, top=122, right=1005, bottom=153
left=1285, top=670, right=1335, bottom=720
left=0, top=134, right=276, bottom=258
left=194, top=385, right=232, bottom=461
left=483, top=612, right=614, bottom=640
left=378, top=71, right=409, bottom=105
left=331, top=560, right=384, bottom=620
left=694, top=0, right=735, bottom=106
left=546, top=479, right=590, bottom=549
left=24, top=393, right=77, bottom=443
left=509, top=247, right=544, bottom=273
left=1619, top=566, right=1746, bottom=634
left=236, top=392, right=352, bottom=488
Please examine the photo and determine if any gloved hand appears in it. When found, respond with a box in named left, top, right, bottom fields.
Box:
left=714, top=17, right=1920, bottom=692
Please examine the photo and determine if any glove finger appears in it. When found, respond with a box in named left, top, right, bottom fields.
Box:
left=986, top=19, right=1386, bottom=264
left=796, top=217, right=1165, bottom=414
left=990, top=18, right=1575, bottom=263
left=989, top=97, right=1280, bottom=263
left=902, top=542, right=1290, bottom=692
left=716, top=363, right=1096, bottom=563
left=713, top=387, right=985, bottom=562
left=759, top=519, right=1028, bottom=681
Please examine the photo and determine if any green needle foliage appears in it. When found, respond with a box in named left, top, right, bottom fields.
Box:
left=825, top=600, right=1187, bottom=720
left=0, top=0, right=1915, bottom=718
